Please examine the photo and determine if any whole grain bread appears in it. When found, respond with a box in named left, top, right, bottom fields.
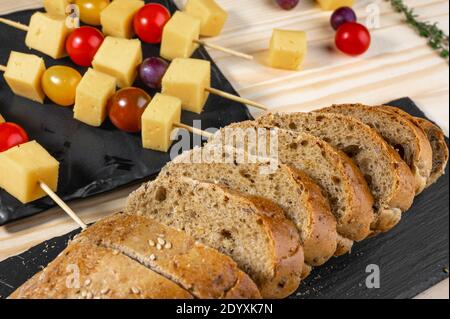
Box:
left=9, top=241, right=194, bottom=299
left=161, top=145, right=338, bottom=267
left=78, top=213, right=261, bottom=299
left=378, top=105, right=448, bottom=188
left=209, top=121, right=374, bottom=246
left=320, top=104, right=433, bottom=194
left=257, top=112, right=416, bottom=233
left=126, top=176, right=304, bottom=299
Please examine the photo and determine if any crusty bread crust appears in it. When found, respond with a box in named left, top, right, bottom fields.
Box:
left=126, top=177, right=303, bottom=299
left=78, top=213, right=261, bottom=299
left=163, top=145, right=338, bottom=268
left=379, top=105, right=448, bottom=188
left=212, top=121, right=374, bottom=242
left=9, top=241, right=194, bottom=299
left=321, top=104, right=433, bottom=194
left=257, top=112, right=416, bottom=234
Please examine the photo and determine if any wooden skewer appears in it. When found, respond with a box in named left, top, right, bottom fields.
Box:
left=205, top=87, right=268, bottom=111
left=38, top=181, right=88, bottom=230
left=193, top=40, right=253, bottom=61
left=0, top=65, right=6, bottom=72
left=173, top=122, right=214, bottom=139
left=0, top=17, right=29, bottom=32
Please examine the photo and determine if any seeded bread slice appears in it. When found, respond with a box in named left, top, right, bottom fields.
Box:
left=126, top=176, right=304, bottom=299
left=378, top=106, right=449, bottom=188
left=78, top=213, right=261, bottom=299
left=319, top=104, right=433, bottom=194
left=209, top=121, right=374, bottom=246
left=161, top=145, right=338, bottom=267
left=9, top=241, right=193, bottom=299
left=257, top=112, right=416, bottom=233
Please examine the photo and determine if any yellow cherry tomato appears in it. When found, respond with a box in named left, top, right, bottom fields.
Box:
left=42, top=66, right=82, bottom=107
left=75, top=0, right=110, bottom=26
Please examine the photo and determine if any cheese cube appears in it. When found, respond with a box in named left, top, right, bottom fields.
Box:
left=44, top=0, right=72, bottom=16
left=162, top=58, right=210, bottom=114
left=25, top=12, right=72, bottom=59
left=92, top=36, right=142, bottom=88
left=0, top=114, right=4, bottom=123
left=269, top=29, right=307, bottom=70
left=316, top=0, right=355, bottom=10
left=160, top=11, right=200, bottom=61
left=0, top=141, right=59, bottom=203
left=184, top=0, right=228, bottom=37
left=4, top=52, right=46, bottom=103
left=142, top=94, right=182, bottom=152
left=74, top=68, right=116, bottom=127
left=101, top=0, right=144, bottom=38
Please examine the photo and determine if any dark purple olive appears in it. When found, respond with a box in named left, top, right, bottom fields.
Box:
left=139, top=57, right=169, bottom=89
left=330, top=7, right=357, bottom=31
left=275, top=0, right=299, bottom=10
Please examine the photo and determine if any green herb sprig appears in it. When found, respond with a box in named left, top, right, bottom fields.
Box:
left=387, top=0, right=449, bottom=59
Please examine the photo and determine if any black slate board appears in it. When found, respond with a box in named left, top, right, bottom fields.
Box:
left=0, top=0, right=252, bottom=225
left=0, top=98, right=448, bottom=299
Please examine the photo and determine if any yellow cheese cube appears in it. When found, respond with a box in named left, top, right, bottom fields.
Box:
left=92, top=36, right=142, bottom=88
left=269, top=29, right=307, bottom=70
left=184, top=0, right=228, bottom=37
left=0, top=114, right=4, bottom=123
left=160, top=11, right=200, bottom=61
left=44, top=0, right=72, bottom=16
left=25, top=12, right=72, bottom=59
left=4, top=52, right=46, bottom=103
left=316, top=0, right=355, bottom=10
left=74, top=68, right=116, bottom=127
left=0, top=141, right=59, bottom=204
left=142, top=94, right=182, bottom=152
left=101, top=0, right=144, bottom=38
left=162, top=58, right=210, bottom=114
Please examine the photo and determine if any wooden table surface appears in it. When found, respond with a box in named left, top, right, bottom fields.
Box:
left=0, top=0, right=448, bottom=299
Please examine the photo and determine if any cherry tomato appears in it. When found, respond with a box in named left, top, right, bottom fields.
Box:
left=0, top=122, right=29, bottom=152
left=75, top=0, right=110, bottom=26
left=335, top=22, right=371, bottom=56
left=108, top=87, right=152, bottom=133
left=133, top=3, right=171, bottom=44
left=42, top=66, right=82, bottom=107
left=66, top=26, right=104, bottom=67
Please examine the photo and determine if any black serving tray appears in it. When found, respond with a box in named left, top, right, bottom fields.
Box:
left=0, top=98, right=448, bottom=299
left=0, top=0, right=252, bottom=225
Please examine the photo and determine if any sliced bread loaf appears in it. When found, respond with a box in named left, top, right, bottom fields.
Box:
left=209, top=121, right=374, bottom=246
left=9, top=241, right=194, bottom=299
left=378, top=105, right=448, bottom=188
left=126, top=176, right=304, bottom=299
left=78, top=213, right=261, bottom=299
left=257, top=112, right=416, bottom=233
left=319, top=104, right=433, bottom=194
left=161, top=145, right=338, bottom=267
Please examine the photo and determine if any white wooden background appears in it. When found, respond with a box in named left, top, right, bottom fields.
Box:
left=0, top=0, right=448, bottom=298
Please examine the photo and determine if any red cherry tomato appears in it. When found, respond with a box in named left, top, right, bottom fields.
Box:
left=108, top=87, right=152, bottom=133
left=335, top=22, right=371, bottom=56
left=66, top=26, right=104, bottom=67
left=0, top=122, right=29, bottom=152
left=133, top=3, right=171, bottom=44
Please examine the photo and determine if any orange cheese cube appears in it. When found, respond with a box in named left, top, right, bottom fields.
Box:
left=269, top=29, right=307, bottom=70
left=184, top=0, right=228, bottom=37
left=316, top=0, right=355, bottom=10
left=0, top=141, right=59, bottom=203
left=101, top=0, right=144, bottom=38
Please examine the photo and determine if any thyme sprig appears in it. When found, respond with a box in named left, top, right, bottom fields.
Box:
left=387, top=0, right=449, bottom=59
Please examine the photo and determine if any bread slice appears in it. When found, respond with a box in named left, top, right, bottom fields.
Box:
left=378, top=105, right=448, bottom=188
left=126, top=176, right=304, bottom=299
left=319, top=104, right=433, bottom=194
left=78, top=213, right=261, bottom=299
left=257, top=112, right=416, bottom=233
left=209, top=121, right=374, bottom=246
left=161, top=145, right=338, bottom=268
left=9, top=241, right=193, bottom=299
